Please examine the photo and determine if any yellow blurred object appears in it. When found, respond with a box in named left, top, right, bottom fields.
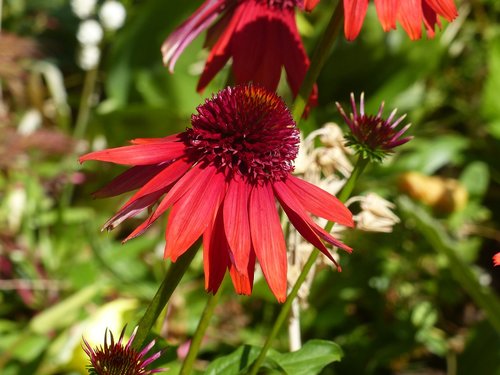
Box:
left=399, top=172, right=468, bottom=214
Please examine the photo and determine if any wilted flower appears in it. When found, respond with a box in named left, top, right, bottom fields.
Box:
left=336, top=93, right=412, bottom=162
left=162, top=0, right=318, bottom=106
left=346, top=193, right=400, bottom=233
left=83, top=326, right=164, bottom=375
left=80, top=85, right=353, bottom=302
left=343, top=0, right=458, bottom=40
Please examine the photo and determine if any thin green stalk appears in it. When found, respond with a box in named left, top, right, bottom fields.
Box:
left=292, top=0, right=344, bottom=123
left=180, top=289, right=222, bottom=375
left=248, top=156, right=366, bottom=375
left=132, top=243, right=199, bottom=349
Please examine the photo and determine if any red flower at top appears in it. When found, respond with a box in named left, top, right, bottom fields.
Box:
left=80, top=86, right=353, bottom=302
left=343, top=0, right=458, bottom=40
left=162, top=0, right=318, bottom=104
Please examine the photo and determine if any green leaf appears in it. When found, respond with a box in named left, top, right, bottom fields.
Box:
left=269, top=340, right=343, bottom=375
left=460, top=161, right=490, bottom=200
left=205, top=345, right=261, bottom=375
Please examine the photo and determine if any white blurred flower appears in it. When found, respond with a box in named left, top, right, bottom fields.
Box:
left=77, top=19, right=103, bottom=46
left=99, top=1, right=126, bottom=31
left=7, top=186, right=27, bottom=232
left=347, top=193, right=400, bottom=233
left=78, top=44, right=101, bottom=70
left=71, top=0, right=97, bottom=19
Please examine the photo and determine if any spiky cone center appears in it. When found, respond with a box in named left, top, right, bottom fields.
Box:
left=185, top=85, right=299, bottom=184
left=257, top=0, right=303, bottom=10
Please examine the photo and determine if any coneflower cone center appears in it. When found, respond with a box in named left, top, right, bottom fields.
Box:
left=257, top=0, right=303, bottom=10
left=186, top=86, right=299, bottom=184
left=89, top=345, right=145, bottom=375
left=354, top=115, right=396, bottom=150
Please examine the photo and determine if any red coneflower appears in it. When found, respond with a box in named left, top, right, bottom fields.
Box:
left=83, top=327, right=164, bottom=375
left=80, top=86, right=353, bottom=302
left=343, top=0, right=458, bottom=41
left=162, top=0, right=318, bottom=106
left=336, top=92, right=412, bottom=162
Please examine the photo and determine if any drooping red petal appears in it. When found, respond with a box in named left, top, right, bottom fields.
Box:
left=280, top=9, right=310, bottom=98
left=493, top=252, right=500, bottom=267
left=421, top=0, right=439, bottom=38
left=92, top=164, right=167, bottom=198
left=374, top=0, right=398, bottom=31
left=273, top=181, right=342, bottom=270
left=228, top=249, right=256, bottom=295
left=425, top=0, right=458, bottom=21
left=398, top=0, right=424, bottom=40
left=203, top=206, right=231, bottom=294
left=103, top=190, right=165, bottom=230
left=165, top=167, right=226, bottom=261
left=161, top=0, right=227, bottom=72
left=79, top=141, right=186, bottom=166
left=249, top=183, right=287, bottom=303
left=115, top=158, right=191, bottom=216
left=124, top=163, right=212, bottom=241
left=223, top=175, right=252, bottom=274
left=232, top=3, right=283, bottom=92
left=197, top=5, right=241, bottom=92
left=286, top=175, right=354, bottom=227
left=343, top=0, right=370, bottom=41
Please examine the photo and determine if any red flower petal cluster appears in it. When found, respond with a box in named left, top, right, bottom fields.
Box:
left=343, top=0, right=458, bottom=40
left=162, top=0, right=318, bottom=105
left=80, top=86, right=353, bottom=302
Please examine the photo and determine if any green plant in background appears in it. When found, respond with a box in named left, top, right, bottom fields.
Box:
left=1, top=0, right=500, bottom=375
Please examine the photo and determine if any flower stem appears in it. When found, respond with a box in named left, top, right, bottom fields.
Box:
left=179, top=289, right=222, bottom=375
left=132, top=243, right=199, bottom=349
left=248, top=156, right=367, bottom=375
left=292, top=0, right=344, bottom=123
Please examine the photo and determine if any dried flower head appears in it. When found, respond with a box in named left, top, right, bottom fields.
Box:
left=83, top=326, right=165, bottom=375
left=336, top=93, right=412, bottom=162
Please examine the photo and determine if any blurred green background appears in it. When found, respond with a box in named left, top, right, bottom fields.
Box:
left=1, top=0, right=499, bottom=374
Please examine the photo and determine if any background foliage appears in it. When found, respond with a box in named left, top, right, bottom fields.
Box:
left=1, top=0, right=499, bottom=374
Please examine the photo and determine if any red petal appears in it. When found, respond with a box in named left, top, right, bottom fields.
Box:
left=130, top=133, right=182, bottom=145
left=203, top=206, right=231, bottom=293
left=124, top=163, right=210, bottom=241
left=92, top=164, right=167, bottom=198
left=249, top=183, right=287, bottom=303
left=232, top=4, right=282, bottom=91
left=398, top=0, right=423, bottom=40
left=161, top=0, right=226, bottom=72
left=274, top=181, right=341, bottom=269
left=343, top=0, right=370, bottom=40
left=115, top=158, right=191, bottom=216
left=229, top=250, right=256, bottom=295
left=165, top=167, right=226, bottom=261
left=493, top=252, right=500, bottom=267
left=79, top=141, right=186, bottom=166
left=286, top=175, right=354, bottom=227
left=103, top=190, right=164, bottom=230
left=374, top=0, right=398, bottom=31
left=280, top=9, right=309, bottom=97
left=197, top=6, right=241, bottom=92
left=425, top=0, right=458, bottom=21
left=223, top=176, right=251, bottom=274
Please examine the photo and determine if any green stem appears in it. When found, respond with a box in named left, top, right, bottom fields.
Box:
left=292, top=0, right=344, bottom=123
left=248, top=156, right=366, bottom=375
left=132, top=243, right=199, bottom=349
left=180, top=289, right=222, bottom=375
